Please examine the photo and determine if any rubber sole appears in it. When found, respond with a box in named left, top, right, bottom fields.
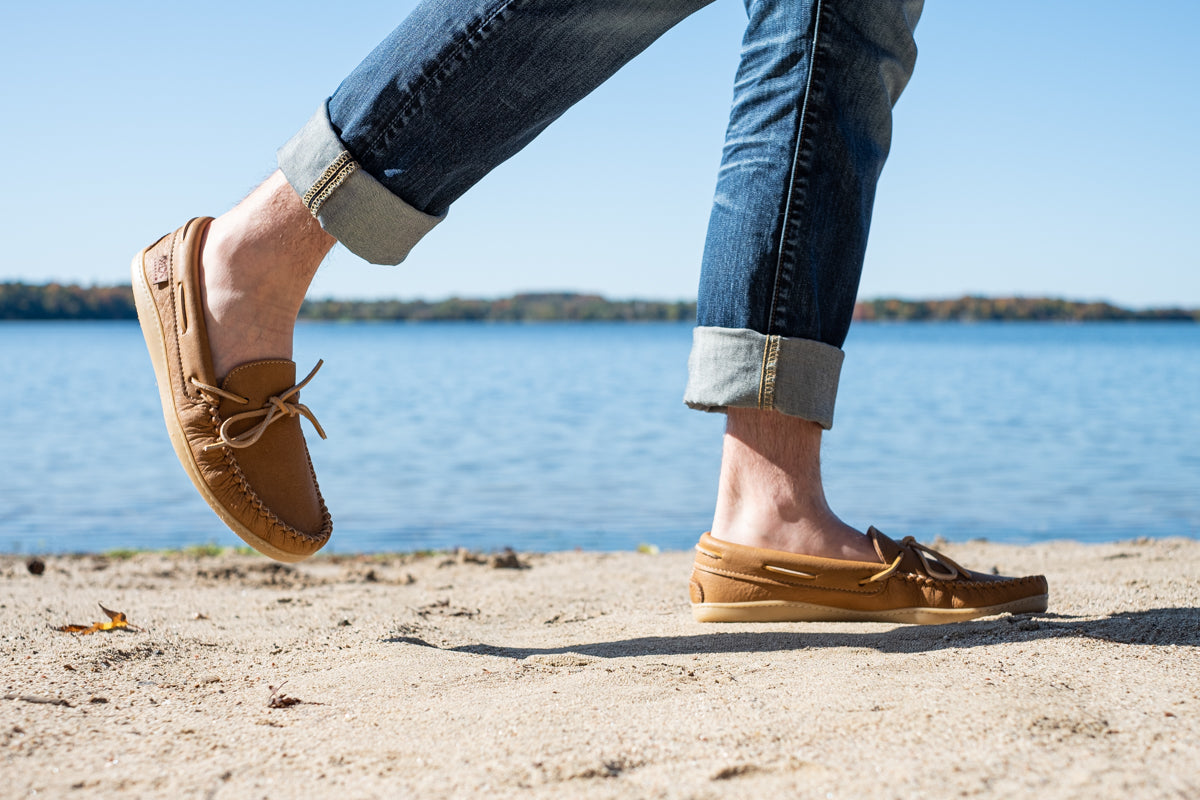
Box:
left=131, top=246, right=308, bottom=563
left=691, top=593, right=1049, bottom=624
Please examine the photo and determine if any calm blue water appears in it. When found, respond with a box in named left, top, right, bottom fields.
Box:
left=1, top=321, right=1196, bottom=553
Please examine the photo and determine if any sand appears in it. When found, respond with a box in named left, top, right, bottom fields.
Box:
left=2, top=538, right=1198, bottom=799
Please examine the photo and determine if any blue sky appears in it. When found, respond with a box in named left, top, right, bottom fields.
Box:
left=1, top=1, right=1197, bottom=306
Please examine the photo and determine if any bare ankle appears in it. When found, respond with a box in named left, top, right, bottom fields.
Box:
left=710, top=408, right=877, bottom=562
left=199, top=172, right=335, bottom=378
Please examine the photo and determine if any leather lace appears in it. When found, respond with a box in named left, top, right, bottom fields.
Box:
left=191, top=361, right=328, bottom=452
left=859, top=536, right=967, bottom=585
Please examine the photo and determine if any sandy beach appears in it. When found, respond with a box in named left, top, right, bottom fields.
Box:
left=2, top=538, right=1198, bottom=799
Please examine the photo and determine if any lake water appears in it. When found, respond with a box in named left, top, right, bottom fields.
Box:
left=1, top=321, right=1196, bottom=554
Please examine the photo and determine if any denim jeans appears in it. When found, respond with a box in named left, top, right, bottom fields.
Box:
left=278, top=0, right=923, bottom=429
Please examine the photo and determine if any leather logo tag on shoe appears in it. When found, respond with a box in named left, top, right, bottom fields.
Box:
left=149, top=254, right=171, bottom=285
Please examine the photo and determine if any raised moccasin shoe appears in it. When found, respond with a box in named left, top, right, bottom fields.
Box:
left=690, top=528, right=1047, bottom=624
left=131, top=217, right=332, bottom=562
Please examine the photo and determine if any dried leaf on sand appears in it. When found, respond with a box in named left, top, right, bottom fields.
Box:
left=55, top=604, right=143, bottom=635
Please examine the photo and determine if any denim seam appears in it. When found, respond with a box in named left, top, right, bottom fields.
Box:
left=278, top=104, right=446, bottom=264
left=303, top=151, right=360, bottom=216
left=363, top=0, right=523, bottom=160
left=757, top=334, right=781, bottom=409
left=684, top=327, right=843, bottom=429
left=765, top=0, right=826, bottom=337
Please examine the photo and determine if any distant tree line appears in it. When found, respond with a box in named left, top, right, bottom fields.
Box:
left=853, top=296, right=1199, bottom=322
left=299, top=293, right=697, bottom=322
left=0, top=282, right=137, bottom=320
left=2, top=282, right=1196, bottom=322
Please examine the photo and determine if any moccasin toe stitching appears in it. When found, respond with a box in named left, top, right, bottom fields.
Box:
left=219, top=446, right=330, bottom=542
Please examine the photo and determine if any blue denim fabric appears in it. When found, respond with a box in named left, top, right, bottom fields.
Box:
left=328, top=0, right=714, bottom=217
left=278, top=0, right=923, bottom=428
left=688, top=0, right=922, bottom=426
left=698, top=0, right=921, bottom=349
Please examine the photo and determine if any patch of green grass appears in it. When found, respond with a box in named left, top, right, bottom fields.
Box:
left=410, top=549, right=443, bottom=558
left=182, top=542, right=227, bottom=558
left=103, top=548, right=141, bottom=560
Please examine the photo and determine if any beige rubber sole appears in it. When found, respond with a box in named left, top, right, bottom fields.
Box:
left=691, top=594, right=1049, bottom=624
left=131, top=247, right=309, bottom=563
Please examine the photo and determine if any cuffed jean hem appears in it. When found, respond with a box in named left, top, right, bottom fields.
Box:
left=683, top=327, right=845, bottom=430
left=276, top=102, right=444, bottom=265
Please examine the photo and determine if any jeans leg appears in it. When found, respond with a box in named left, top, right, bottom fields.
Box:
left=278, top=0, right=713, bottom=265
left=684, top=0, right=923, bottom=428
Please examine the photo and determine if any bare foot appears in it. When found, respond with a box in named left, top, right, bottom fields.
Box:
left=709, top=408, right=879, bottom=563
left=198, top=171, right=335, bottom=379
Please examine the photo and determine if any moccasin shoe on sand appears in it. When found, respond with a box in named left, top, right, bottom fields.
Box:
left=131, top=217, right=332, bottom=562
left=690, top=528, right=1047, bottom=624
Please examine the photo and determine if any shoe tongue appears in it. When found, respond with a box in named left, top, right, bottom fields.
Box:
left=219, top=360, right=298, bottom=410
left=867, top=526, right=921, bottom=572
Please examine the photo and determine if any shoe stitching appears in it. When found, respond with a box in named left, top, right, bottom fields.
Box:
left=195, top=377, right=331, bottom=547
left=199, top=418, right=331, bottom=546
left=161, top=229, right=191, bottom=402
left=691, top=571, right=1046, bottom=617
left=232, top=462, right=331, bottom=546
left=897, top=573, right=1046, bottom=589
left=692, top=602, right=1025, bottom=622
left=302, top=443, right=334, bottom=541
left=696, top=540, right=910, bottom=588
left=224, top=359, right=298, bottom=377
left=695, top=559, right=1045, bottom=595
left=158, top=221, right=207, bottom=405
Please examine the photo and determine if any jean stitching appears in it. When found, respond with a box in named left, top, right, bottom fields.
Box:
left=303, top=151, right=360, bottom=215
left=765, top=0, right=825, bottom=337
left=363, top=0, right=523, bottom=159
left=308, top=159, right=358, bottom=215
left=757, top=334, right=781, bottom=409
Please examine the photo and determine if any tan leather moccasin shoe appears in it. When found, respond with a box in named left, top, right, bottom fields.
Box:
left=690, top=528, right=1047, bottom=624
left=131, top=217, right=332, bottom=562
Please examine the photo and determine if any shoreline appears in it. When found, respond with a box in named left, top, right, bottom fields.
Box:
left=5, top=532, right=1197, bottom=561
left=3, top=537, right=1198, bottom=798
left=4, top=282, right=1198, bottom=322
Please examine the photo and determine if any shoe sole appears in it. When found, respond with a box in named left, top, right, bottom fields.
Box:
left=131, top=247, right=308, bottom=563
left=691, top=593, right=1048, bottom=624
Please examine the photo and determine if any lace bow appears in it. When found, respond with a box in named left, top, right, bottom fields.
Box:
left=191, top=361, right=328, bottom=452
left=861, top=536, right=968, bottom=586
